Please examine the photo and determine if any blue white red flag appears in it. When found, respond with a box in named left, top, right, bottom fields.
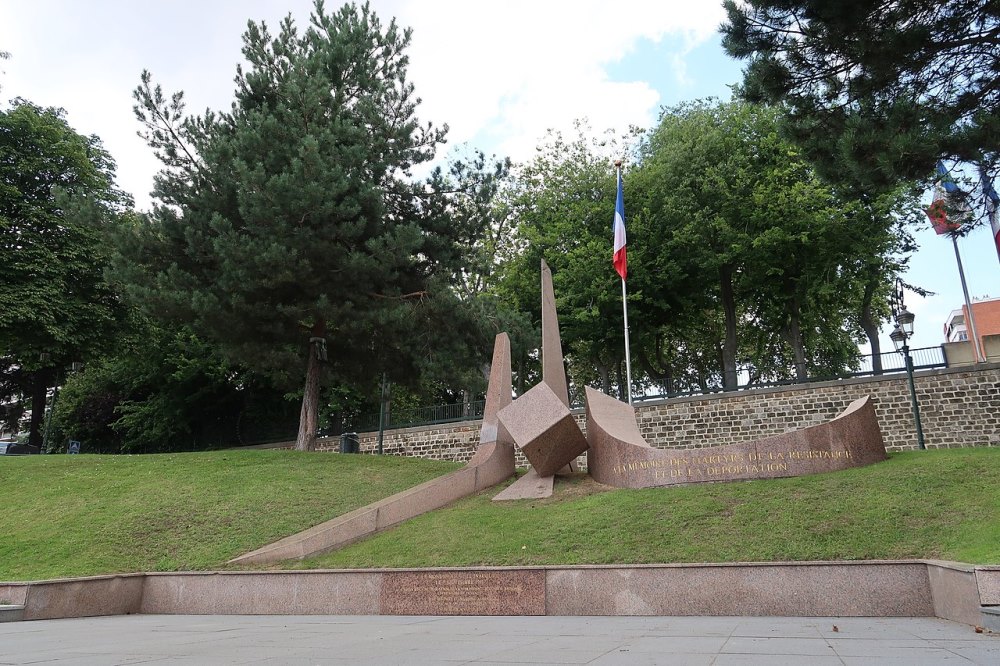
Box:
left=937, top=161, right=960, bottom=194
left=927, top=162, right=963, bottom=234
left=612, top=171, right=627, bottom=280
left=982, top=168, right=1000, bottom=262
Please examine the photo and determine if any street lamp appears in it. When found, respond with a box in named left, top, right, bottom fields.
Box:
left=889, top=280, right=925, bottom=450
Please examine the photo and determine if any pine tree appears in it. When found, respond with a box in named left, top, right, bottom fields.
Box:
left=722, top=0, right=1000, bottom=206
left=122, top=1, right=496, bottom=450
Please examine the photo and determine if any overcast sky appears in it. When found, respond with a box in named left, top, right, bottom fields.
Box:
left=0, top=0, right=994, bottom=351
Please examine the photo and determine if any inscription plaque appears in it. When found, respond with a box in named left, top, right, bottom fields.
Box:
left=381, top=570, right=545, bottom=615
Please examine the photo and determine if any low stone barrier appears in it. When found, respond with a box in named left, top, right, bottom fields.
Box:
left=2, top=561, right=994, bottom=626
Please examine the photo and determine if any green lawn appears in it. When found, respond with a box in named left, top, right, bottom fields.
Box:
left=300, top=448, right=1000, bottom=570
left=2, top=448, right=998, bottom=583
left=0, top=450, right=460, bottom=582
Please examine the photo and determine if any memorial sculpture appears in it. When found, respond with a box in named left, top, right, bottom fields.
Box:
left=493, top=260, right=589, bottom=500
left=495, top=259, right=887, bottom=496
left=231, top=259, right=888, bottom=563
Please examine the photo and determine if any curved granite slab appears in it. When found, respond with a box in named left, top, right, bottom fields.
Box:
left=229, top=334, right=516, bottom=565
left=586, top=387, right=887, bottom=489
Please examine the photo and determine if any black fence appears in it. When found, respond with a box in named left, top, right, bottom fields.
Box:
left=346, top=399, right=486, bottom=434
left=341, top=346, right=948, bottom=432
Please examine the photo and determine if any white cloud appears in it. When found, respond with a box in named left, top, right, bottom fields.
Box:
left=397, top=1, right=725, bottom=160
left=0, top=0, right=726, bottom=209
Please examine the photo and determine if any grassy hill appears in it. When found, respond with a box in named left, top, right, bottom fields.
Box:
left=0, top=450, right=460, bottom=582
left=2, top=448, right=998, bottom=582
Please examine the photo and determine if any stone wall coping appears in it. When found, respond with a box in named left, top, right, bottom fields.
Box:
left=634, top=361, right=1000, bottom=409
left=2, top=572, right=144, bottom=586
left=10, top=559, right=994, bottom=584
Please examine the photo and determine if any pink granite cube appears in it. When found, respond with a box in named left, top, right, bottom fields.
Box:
left=497, top=383, right=588, bottom=476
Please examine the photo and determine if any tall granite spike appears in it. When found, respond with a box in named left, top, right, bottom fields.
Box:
left=540, top=259, right=569, bottom=407
left=480, top=333, right=513, bottom=445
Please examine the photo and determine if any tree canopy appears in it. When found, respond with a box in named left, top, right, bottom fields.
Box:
left=0, top=100, right=130, bottom=447
left=121, top=0, right=502, bottom=450
left=493, top=101, right=920, bottom=399
left=722, top=0, right=1000, bottom=210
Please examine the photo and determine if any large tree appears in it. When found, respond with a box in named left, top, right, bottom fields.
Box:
left=722, top=0, right=1000, bottom=213
left=122, top=1, right=497, bottom=451
left=634, top=100, right=915, bottom=388
left=0, top=100, right=130, bottom=448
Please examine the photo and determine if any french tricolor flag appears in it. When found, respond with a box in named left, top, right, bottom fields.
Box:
left=613, top=170, right=627, bottom=280
left=983, top=169, right=1000, bottom=263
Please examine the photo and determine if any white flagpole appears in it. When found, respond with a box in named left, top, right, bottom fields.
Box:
left=951, top=234, right=985, bottom=362
left=616, top=161, right=634, bottom=404
left=621, top=274, right=633, bottom=405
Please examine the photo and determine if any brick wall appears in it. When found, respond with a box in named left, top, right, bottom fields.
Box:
left=315, top=363, right=1000, bottom=463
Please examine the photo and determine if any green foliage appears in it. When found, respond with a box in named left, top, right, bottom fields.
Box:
left=0, top=100, right=131, bottom=446
left=637, top=101, right=919, bottom=386
left=722, top=0, right=1000, bottom=206
left=492, top=102, right=917, bottom=397
left=494, top=123, right=644, bottom=399
left=49, top=321, right=259, bottom=453
left=0, top=450, right=461, bottom=581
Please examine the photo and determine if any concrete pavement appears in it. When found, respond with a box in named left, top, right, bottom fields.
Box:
left=1, top=614, right=998, bottom=665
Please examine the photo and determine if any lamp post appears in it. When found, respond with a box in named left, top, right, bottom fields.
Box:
left=889, top=280, right=925, bottom=450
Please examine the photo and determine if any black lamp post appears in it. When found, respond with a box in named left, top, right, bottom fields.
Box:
left=889, top=280, right=926, bottom=450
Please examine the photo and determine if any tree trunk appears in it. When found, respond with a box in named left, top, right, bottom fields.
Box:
left=616, top=360, right=626, bottom=401
left=593, top=356, right=612, bottom=395
left=295, top=320, right=325, bottom=452
left=27, top=367, right=54, bottom=449
left=639, top=338, right=674, bottom=396
left=719, top=264, right=739, bottom=391
left=784, top=302, right=808, bottom=381
left=860, top=276, right=883, bottom=374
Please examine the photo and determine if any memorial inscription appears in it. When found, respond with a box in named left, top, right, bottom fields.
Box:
left=381, top=570, right=545, bottom=615
left=611, top=449, right=854, bottom=481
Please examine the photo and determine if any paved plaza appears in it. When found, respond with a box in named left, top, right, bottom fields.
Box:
left=1, top=614, right=998, bottom=665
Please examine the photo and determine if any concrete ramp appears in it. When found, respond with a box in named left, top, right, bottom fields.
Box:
left=229, top=334, right=516, bottom=566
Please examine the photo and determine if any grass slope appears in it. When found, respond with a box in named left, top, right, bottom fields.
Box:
left=301, top=448, right=1000, bottom=569
left=0, top=450, right=460, bottom=582
left=1, top=449, right=998, bottom=583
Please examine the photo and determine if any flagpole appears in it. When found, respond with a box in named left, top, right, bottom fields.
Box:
left=951, top=234, right=985, bottom=362
left=621, top=274, right=633, bottom=405
left=615, top=160, right=633, bottom=404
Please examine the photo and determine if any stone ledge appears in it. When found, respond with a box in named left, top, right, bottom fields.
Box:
left=982, top=606, right=1000, bottom=632
left=0, top=605, right=24, bottom=623
left=1, top=561, right=993, bottom=625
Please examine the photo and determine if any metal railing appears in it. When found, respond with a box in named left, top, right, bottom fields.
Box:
left=342, top=346, right=948, bottom=432
left=347, top=399, right=486, bottom=434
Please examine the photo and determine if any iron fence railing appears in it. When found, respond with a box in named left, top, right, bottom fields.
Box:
left=341, top=346, right=948, bottom=433
left=346, top=400, right=486, bottom=434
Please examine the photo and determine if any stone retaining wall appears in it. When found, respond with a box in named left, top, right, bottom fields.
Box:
left=315, top=363, right=1000, bottom=463
left=2, top=561, right=993, bottom=623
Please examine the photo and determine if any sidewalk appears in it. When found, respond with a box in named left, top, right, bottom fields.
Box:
left=1, top=614, right=997, bottom=665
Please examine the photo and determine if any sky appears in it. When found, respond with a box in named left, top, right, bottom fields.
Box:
left=1, top=0, right=995, bottom=352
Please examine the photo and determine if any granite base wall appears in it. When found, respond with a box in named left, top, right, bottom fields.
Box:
left=1, top=562, right=989, bottom=623
left=315, top=364, right=1000, bottom=463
